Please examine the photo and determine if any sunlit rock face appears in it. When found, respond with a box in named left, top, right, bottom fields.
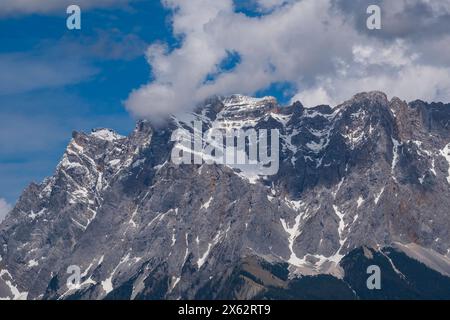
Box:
left=1, top=91, right=450, bottom=300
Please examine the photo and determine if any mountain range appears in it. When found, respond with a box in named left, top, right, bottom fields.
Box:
left=1, top=91, right=450, bottom=300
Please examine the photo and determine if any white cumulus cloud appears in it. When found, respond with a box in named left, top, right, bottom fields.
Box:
left=125, top=0, right=450, bottom=121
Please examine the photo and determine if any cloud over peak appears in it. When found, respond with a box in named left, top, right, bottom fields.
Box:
left=124, top=0, right=450, bottom=121
left=0, top=198, right=11, bottom=223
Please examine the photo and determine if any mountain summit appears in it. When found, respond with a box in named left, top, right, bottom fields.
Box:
left=1, top=92, right=450, bottom=300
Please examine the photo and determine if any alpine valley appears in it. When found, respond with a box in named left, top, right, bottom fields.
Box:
left=1, top=91, right=450, bottom=300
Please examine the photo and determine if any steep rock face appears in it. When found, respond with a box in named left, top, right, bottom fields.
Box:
left=0, top=91, right=449, bottom=300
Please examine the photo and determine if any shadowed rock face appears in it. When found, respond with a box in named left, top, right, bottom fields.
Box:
left=1, top=91, right=449, bottom=300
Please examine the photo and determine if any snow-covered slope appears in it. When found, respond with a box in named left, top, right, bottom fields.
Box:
left=1, top=91, right=450, bottom=300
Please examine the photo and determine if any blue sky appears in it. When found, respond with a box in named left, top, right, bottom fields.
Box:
left=0, top=1, right=172, bottom=203
left=1, top=0, right=450, bottom=206
left=0, top=1, right=292, bottom=204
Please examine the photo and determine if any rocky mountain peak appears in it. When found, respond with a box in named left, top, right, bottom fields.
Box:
left=221, top=94, right=278, bottom=109
left=90, top=128, right=125, bottom=142
left=1, top=91, right=450, bottom=300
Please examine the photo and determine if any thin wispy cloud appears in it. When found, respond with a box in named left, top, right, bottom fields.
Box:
left=0, top=52, right=96, bottom=95
left=0, top=29, right=148, bottom=96
left=0, top=18, right=148, bottom=202
left=0, top=0, right=134, bottom=17
left=0, top=198, right=11, bottom=223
